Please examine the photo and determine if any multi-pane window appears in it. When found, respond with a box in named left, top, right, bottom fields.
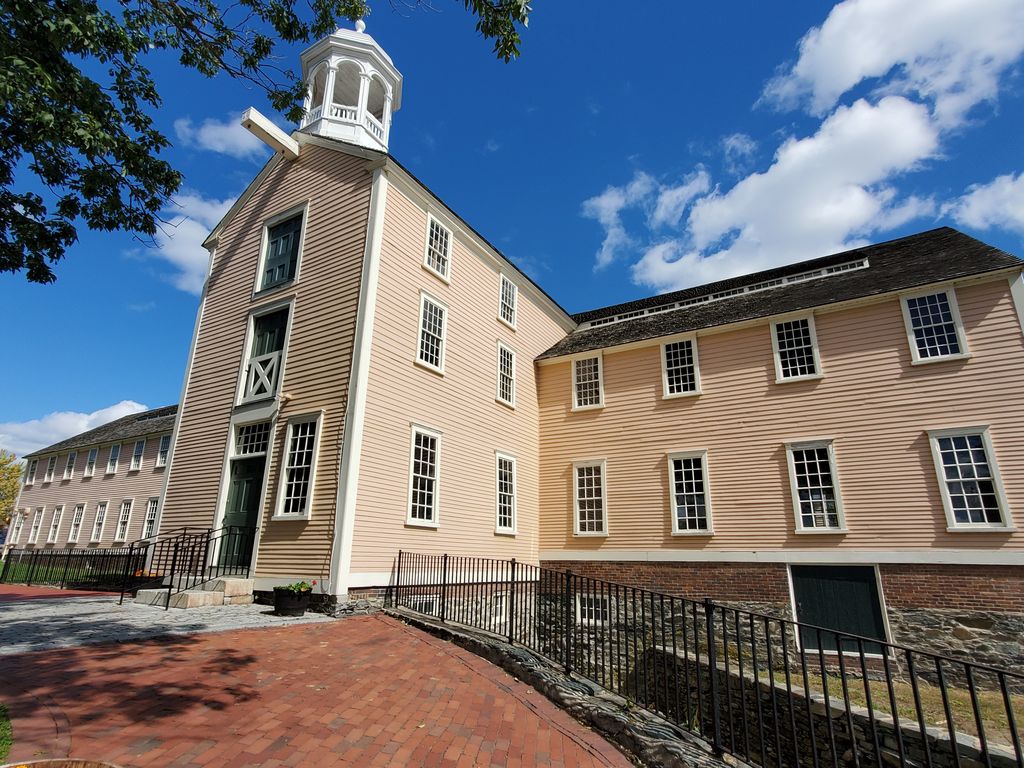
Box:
left=408, top=427, right=440, bottom=525
left=499, top=275, right=517, bottom=327
left=114, top=499, right=133, bottom=541
left=143, top=498, right=159, bottom=538
left=903, top=291, right=966, bottom=362
left=130, top=440, right=146, bottom=471
left=28, top=508, right=43, bottom=543
left=106, top=444, right=120, bottom=474
left=417, top=294, right=447, bottom=372
left=236, top=422, right=272, bottom=455
left=261, top=213, right=303, bottom=290
left=662, top=339, right=700, bottom=397
left=572, top=356, right=603, bottom=409
left=63, top=452, right=77, bottom=480
left=495, top=453, right=517, bottom=533
left=576, top=595, right=610, bottom=626
left=279, top=418, right=319, bottom=517
left=424, top=217, right=452, bottom=280
left=929, top=429, right=1008, bottom=528
left=574, top=460, right=607, bottom=535
left=47, top=506, right=64, bottom=543
left=26, top=459, right=37, bottom=484
left=91, top=502, right=107, bottom=542
left=84, top=448, right=98, bottom=477
left=68, top=504, right=85, bottom=543
left=496, top=343, right=516, bottom=407
left=787, top=442, right=843, bottom=531
left=773, top=317, right=820, bottom=381
left=668, top=452, right=711, bottom=533
left=243, top=307, right=289, bottom=402
left=156, top=435, right=171, bottom=467
left=44, top=456, right=57, bottom=482
left=10, top=511, right=25, bottom=543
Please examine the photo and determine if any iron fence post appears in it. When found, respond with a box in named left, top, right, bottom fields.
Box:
left=508, top=558, right=517, bottom=645
left=394, top=550, right=403, bottom=609
left=27, top=549, right=38, bottom=586
left=167, top=539, right=180, bottom=610
left=440, top=553, right=449, bottom=623
left=564, top=570, right=573, bottom=676
left=119, top=543, right=136, bottom=605
left=703, top=597, right=723, bottom=754
left=59, top=549, right=72, bottom=589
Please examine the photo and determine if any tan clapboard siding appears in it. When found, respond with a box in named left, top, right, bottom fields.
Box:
left=161, top=145, right=372, bottom=579
left=349, top=181, right=569, bottom=574
left=539, top=278, right=1024, bottom=553
left=13, top=436, right=169, bottom=548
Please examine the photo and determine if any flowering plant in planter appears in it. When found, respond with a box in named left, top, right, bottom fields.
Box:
left=273, top=579, right=317, bottom=616
left=277, top=579, right=316, bottom=594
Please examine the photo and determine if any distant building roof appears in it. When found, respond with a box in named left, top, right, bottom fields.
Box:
left=23, top=405, right=178, bottom=459
left=539, top=227, right=1022, bottom=360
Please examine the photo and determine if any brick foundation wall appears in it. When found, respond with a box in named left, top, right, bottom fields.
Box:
left=878, top=564, right=1024, bottom=612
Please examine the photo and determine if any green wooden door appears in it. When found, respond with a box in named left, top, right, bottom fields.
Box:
left=791, top=565, right=887, bottom=653
left=220, top=457, right=264, bottom=567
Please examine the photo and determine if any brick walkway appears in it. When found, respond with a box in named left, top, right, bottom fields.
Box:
left=0, top=614, right=632, bottom=767
left=0, top=584, right=116, bottom=602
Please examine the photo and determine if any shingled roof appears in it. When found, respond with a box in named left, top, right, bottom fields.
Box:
left=539, top=228, right=1022, bottom=360
left=23, top=405, right=178, bottom=459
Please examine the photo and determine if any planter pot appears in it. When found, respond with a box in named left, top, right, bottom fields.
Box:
left=273, top=588, right=311, bottom=616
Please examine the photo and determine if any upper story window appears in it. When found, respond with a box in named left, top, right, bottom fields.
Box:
left=572, top=355, right=604, bottom=411
left=260, top=213, right=303, bottom=291
left=772, top=317, right=822, bottom=382
left=423, top=216, right=452, bottom=281
left=495, top=452, right=517, bottom=535
left=130, top=439, right=146, bottom=471
left=416, top=293, right=447, bottom=374
left=928, top=427, right=1011, bottom=530
left=91, top=502, right=107, bottom=543
left=114, top=499, right=133, bottom=541
left=10, top=511, right=24, bottom=543
left=242, top=307, right=289, bottom=403
left=28, top=508, right=43, bottom=543
left=143, top=498, right=159, bottom=538
left=496, top=343, right=516, bottom=408
left=44, top=456, right=57, bottom=483
left=276, top=415, right=322, bottom=519
left=63, top=452, right=77, bottom=480
left=408, top=425, right=441, bottom=527
left=106, top=444, right=120, bottom=474
left=47, top=505, right=64, bottom=543
left=668, top=451, right=712, bottom=534
left=156, top=435, right=171, bottom=467
left=901, top=290, right=969, bottom=364
left=69, top=504, right=85, bottom=543
left=573, top=459, right=607, bottom=536
left=84, top=448, right=98, bottom=477
left=786, top=441, right=845, bottom=533
left=499, top=275, right=517, bottom=328
left=662, top=338, right=701, bottom=398
left=26, top=459, right=37, bottom=485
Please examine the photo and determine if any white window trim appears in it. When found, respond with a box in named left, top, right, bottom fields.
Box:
left=84, top=448, right=97, bottom=477
left=272, top=411, right=325, bottom=521
left=415, top=290, right=448, bottom=375
left=660, top=335, right=702, bottom=399
left=927, top=426, right=1014, bottom=532
left=28, top=508, right=44, bottom=544
left=114, top=498, right=134, bottom=542
left=68, top=504, right=86, bottom=544
left=771, top=315, right=824, bottom=384
left=63, top=452, right=77, bottom=480
left=495, top=451, right=517, bottom=536
left=785, top=439, right=848, bottom=534
left=10, top=511, right=25, bottom=544
left=252, top=200, right=310, bottom=297
left=25, top=459, right=37, bottom=485
left=422, top=213, right=453, bottom=283
left=90, top=502, right=109, bottom=543
left=143, top=497, right=160, bottom=538
left=570, top=354, right=605, bottom=412
left=900, top=288, right=971, bottom=366
left=155, top=435, right=171, bottom=468
left=495, top=341, right=516, bottom=409
left=406, top=424, right=442, bottom=529
left=575, top=593, right=611, bottom=626
left=498, top=273, right=517, bottom=330
left=47, top=505, right=64, bottom=544
left=106, top=445, right=120, bottom=475
left=572, top=458, right=609, bottom=537
left=129, top=439, right=146, bottom=472
left=667, top=450, right=714, bottom=536
left=235, top=296, right=296, bottom=406
left=44, top=456, right=57, bottom=483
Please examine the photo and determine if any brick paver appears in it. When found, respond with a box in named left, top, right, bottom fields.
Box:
left=0, top=584, right=116, bottom=602
left=0, top=614, right=632, bottom=767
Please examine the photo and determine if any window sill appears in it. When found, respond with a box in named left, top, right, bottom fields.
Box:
left=422, top=262, right=451, bottom=285
left=252, top=280, right=297, bottom=302
left=775, top=373, right=824, bottom=385
left=672, top=529, right=714, bottom=537
left=571, top=403, right=605, bottom=413
left=911, top=352, right=972, bottom=366
left=662, top=390, right=701, bottom=401
left=495, top=529, right=517, bottom=537
left=573, top=531, right=608, bottom=538
left=271, top=514, right=310, bottom=522
left=497, top=315, right=516, bottom=332
left=495, top=397, right=515, bottom=410
left=946, top=525, right=1015, bottom=533
left=406, top=520, right=439, bottom=529
left=794, top=527, right=849, bottom=535
left=414, top=359, right=445, bottom=377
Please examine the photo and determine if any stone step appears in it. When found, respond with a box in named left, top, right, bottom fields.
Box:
left=201, top=577, right=254, bottom=597
left=134, top=588, right=226, bottom=609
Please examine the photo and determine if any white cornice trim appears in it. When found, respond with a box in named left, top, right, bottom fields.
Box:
left=538, top=548, right=1024, bottom=566
left=1009, top=273, right=1024, bottom=334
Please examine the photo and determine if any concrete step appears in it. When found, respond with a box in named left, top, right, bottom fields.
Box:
left=134, top=588, right=226, bottom=609
left=201, top=577, right=254, bottom=597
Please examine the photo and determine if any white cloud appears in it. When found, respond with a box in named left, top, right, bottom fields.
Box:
left=152, top=192, right=238, bottom=294
left=722, top=133, right=757, bottom=175
left=945, top=172, right=1024, bottom=234
left=0, top=401, right=148, bottom=457
left=763, top=0, right=1024, bottom=126
left=650, top=170, right=712, bottom=229
left=175, top=114, right=269, bottom=160
left=581, top=172, right=656, bottom=269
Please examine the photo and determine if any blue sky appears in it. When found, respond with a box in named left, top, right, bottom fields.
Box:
left=2, top=0, right=1024, bottom=455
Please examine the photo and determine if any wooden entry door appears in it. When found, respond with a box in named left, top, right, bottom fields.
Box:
left=220, top=457, right=264, bottom=567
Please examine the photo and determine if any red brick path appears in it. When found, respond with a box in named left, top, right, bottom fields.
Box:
left=0, top=584, right=117, bottom=602
left=0, top=614, right=632, bottom=767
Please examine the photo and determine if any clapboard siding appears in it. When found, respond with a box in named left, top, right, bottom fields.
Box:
left=538, top=277, right=1024, bottom=553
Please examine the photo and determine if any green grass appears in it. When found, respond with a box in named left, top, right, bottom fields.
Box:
left=0, top=702, right=12, bottom=763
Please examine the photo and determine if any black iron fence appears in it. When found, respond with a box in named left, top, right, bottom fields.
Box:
left=0, top=546, right=147, bottom=591
left=393, top=551, right=1024, bottom=768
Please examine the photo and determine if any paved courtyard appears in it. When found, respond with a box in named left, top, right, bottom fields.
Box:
left=0, top=588, right=632, bottom=767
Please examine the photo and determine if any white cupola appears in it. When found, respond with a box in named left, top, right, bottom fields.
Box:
left=298, top=19, right=403, bottom=151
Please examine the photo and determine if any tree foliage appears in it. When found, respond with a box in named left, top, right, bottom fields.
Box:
left=0, top=450, right=21, bottom=530
left=0, top=0, right=530, bottom=283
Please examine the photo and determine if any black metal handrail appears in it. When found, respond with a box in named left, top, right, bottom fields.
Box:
left=392, top=551, right=1024, bottom=768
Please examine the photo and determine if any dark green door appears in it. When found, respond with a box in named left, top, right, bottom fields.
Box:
left=791, top=565, right=887, bottom=654
left=220, top=457, right=264, bottom=568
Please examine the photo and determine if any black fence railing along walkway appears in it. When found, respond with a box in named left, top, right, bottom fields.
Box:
left=0, top=545, right=146, bottom=592
left=392, top=551, right=1024, bottom=768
